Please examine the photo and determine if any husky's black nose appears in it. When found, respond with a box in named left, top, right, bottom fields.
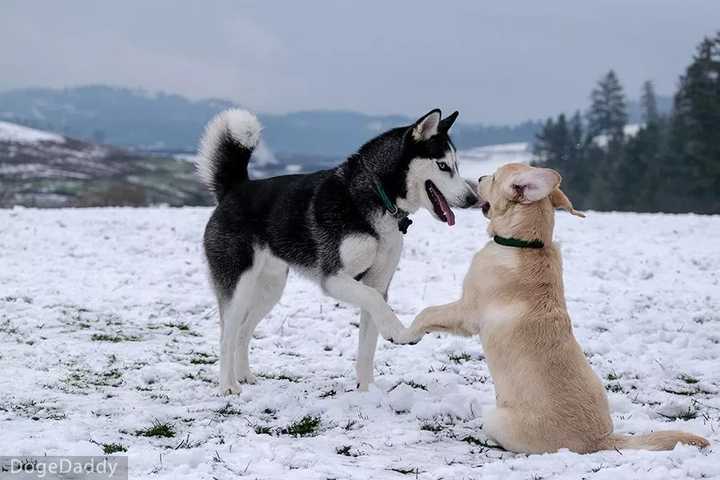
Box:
left=464, top=193, right=479, bottom=208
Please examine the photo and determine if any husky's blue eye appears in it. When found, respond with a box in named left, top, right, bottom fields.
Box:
left=436, top=161, right=451, bottom=172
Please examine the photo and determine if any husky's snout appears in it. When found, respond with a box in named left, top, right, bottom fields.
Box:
left=457, top=179, right=479, bottom=208
left=462, top=191, right=479, bottom=208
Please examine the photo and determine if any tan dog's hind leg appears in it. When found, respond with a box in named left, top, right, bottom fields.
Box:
left=483, top=406, right=539, bottom=454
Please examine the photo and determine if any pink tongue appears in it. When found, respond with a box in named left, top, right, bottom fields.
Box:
left=437, top=194, right=455, bottom=226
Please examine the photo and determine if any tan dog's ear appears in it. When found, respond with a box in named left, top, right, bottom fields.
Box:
left=504, top=167, right=561, bottom=204
left=550, top=188, right=585, bottom=218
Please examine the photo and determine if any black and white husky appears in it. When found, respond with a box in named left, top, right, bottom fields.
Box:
left=196, top=108, right=478, bottom=394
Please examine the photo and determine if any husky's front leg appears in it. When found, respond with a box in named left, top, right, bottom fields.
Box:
left=356, top=309, right=378, bottom=391
left=356, top=269, right=398, bottom=389
left=322, top=273, right=409, bottom=343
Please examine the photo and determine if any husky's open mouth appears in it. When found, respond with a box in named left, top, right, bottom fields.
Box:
left=425, top=180, right=455, bottom=226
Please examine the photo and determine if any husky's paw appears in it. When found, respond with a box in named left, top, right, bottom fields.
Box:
left=378, top=315, right=406, bottom=343
left=237, top=371, right=257, bottom=384
left=387, top=327, right=424, bottom=345
left=356, top=368, right=373, bottom=391
left=220, top=380, right=242, bottom=395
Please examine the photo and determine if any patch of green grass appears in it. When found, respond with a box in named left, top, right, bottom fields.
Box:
left=606, top=371, right=622, bottom=381
left=91, top=333, right=140, bottom=342
left=136, top=420, right=176, bottom=438
left=389, top=380, right=427, bottom=392
left=335, top=445, right=360, bottom=457
left=658, top=407, right=698, bottom=421
left=258, top=372, right=300, bottom=383
left=678, top=374, right=699, bottom=384
left=462, top=435, right=507, bottom=450
left=254, top=425, right=273, bottom=435
left=387, top=467, right=422, bottom=475
left=448, top=352, right=472, bottom=364
left=215, top=403, right=242, bottom=416
left=90, top=369, right=124, bottom=387
left=420, top=422, right=444, bottom=433
left=101, top=443, right=127, bottom=454
left=319, top=389, right=336, bottom=399
left=63, top=368, right=124, bottom=390
left=181, top=371, right=213, bottom=383
left=189, top=352, right=217, bottom=365
left=174, top=434, right=201, bottom=449
left=661, top=387, right=697, bottom=396
left=11, top=400, right=66, bottom=421
left=164, top=322, right=190, bottom=331
left=281, top=415, right=321, bottom=437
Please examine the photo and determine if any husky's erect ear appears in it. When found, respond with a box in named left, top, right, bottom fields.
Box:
left=439, top=110, right=459, bottom=133
left=503, top=167, right=561, bottom=204
left=550, top=188, right=585, bottom=217
left=412, top=109, right=441, bottom=141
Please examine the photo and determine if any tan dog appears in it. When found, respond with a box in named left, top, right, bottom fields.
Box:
left=399, top=163, right=709, bottom=454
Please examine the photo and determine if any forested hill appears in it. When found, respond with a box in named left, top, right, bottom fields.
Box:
left=1, top=86, right=666, bottom=157
left=533, top=32, right=720, bottom=214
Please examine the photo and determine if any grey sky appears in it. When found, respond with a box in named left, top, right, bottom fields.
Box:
left=1, top=1, right=717, bottom=123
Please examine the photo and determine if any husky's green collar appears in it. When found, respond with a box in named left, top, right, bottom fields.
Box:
left=361, top=162, right=412, bottom=234
left=493, top=235, right=544, bottom=249
left=373, top=182, right=412, bottom=234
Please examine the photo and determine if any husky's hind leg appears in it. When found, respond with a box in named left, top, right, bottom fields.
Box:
left=218, top=250, right=266, bottom=395
left=235, top=253, right=288, bottom=384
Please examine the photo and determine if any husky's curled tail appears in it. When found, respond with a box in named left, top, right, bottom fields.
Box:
left=196, top=109, right=261, bottom=201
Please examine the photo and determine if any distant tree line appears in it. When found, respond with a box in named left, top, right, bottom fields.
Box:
left=533, top=33, right=720, bottom=214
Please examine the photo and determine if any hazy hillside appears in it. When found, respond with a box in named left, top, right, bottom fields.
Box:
left=0, top=121, right=212, bottom=208
left=0, top=86, right=545, bottom=156
left=0, top=86, right=671, bottom=159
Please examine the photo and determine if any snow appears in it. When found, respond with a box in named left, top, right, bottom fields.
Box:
left=1, top=207, right=718, bottom=479
left=459, top=143, right=532, bottom=180
left=0, top=121, right=65, bottom=143
left=594, top=124, right=642, bottom=148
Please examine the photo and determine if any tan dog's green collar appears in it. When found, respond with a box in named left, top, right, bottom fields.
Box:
left=493, top=235, right=544, bottom=249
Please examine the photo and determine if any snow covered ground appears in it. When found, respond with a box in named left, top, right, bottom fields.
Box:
left=0, top=120, right=65, bottom=144
left=1, top=206, right=719, bottom=479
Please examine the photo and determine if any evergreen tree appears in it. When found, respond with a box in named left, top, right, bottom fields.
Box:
left=584, top=71, right=628, bottom=209
left=565, top=112, right=589, bottom=207
left=619, top=118, right=667, bottom=211
left=533, top=113, right=588, bottom=208
left=533, top=115, right=570, bottom=171
left=587, top=70, right=628, bottom=143
left=533, top=117, right=557, bottom=164
left=641, top=80, right=659, bottom=125
left=532, top=33, right=720, bottom=214
left=668, top=32, right=720, bottom=212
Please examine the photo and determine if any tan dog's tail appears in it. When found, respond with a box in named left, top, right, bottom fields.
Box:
left=600, top=431, right=709, bottom=451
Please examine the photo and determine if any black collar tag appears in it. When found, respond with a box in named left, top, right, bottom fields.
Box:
left=398, top=216, right=413, bottom=234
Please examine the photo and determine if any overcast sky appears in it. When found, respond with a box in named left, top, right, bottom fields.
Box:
left=1, top=1, right=717, bottom=123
